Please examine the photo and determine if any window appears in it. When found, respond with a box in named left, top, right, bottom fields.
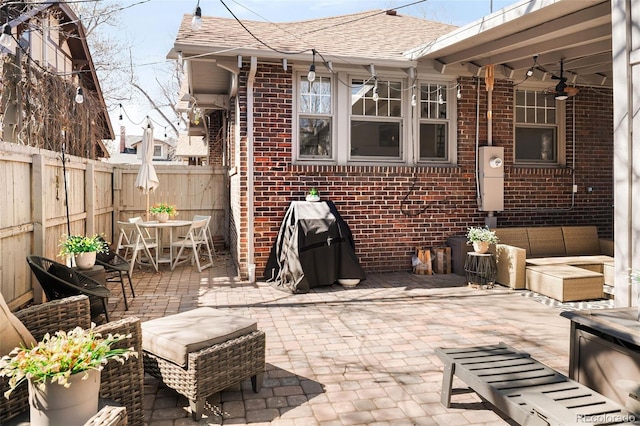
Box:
left=418, top=83, right=449, bottom=161
left=515, top=90, right=563, bottom=164
left=350, top=78, right=402, bottom=159
left=298, top=75, right=332, bottom=159
left=153, top=145, right=162, bottom=158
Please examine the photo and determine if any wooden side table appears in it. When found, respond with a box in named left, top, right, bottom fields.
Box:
left=464, top=252, right=497, bottom=288
left=7, top=399, right=127, bottom=426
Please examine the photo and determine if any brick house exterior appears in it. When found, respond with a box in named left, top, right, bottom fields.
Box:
left=174, top=7, right=614, bottom=279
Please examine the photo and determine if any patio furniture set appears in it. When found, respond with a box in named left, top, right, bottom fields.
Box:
left=492, top=226, right=614, bottom=302
left=1, top=295, right=266, bottom=424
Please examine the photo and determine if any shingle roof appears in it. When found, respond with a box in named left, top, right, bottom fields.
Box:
left=175, top=10, right=457, bottom=62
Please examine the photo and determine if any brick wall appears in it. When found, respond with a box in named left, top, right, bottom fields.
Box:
left=228, top=64, right=613, bottom=276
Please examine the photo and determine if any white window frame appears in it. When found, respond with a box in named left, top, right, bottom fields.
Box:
left=293, top=71, right=336, bottom=163
left=292, top=68, right=457, bottom=166
left=415, top=80, right=456, bottom=164
left=348, top=77, right=404, bottom=162
left=514, top=87, right=566, bottom=166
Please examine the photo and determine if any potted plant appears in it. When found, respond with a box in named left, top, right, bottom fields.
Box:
left=306, top=187, right=320, bottom=202
left=150, top=202, right=178, bottom=222
left=59, top=234, right=108, bottom=270
left=466, top=226, right=499, bottom=254
left=0, top=326, right=137, bottom=425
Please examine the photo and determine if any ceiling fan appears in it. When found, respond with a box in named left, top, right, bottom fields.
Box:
left=548, top=59, right=579, bottom=100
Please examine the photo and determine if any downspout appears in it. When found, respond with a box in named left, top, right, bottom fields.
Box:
left=475, top=77, right=481, bottom=206
left=246, top=57, right=257, bottom=281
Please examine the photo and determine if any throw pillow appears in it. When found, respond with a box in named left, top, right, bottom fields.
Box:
left=0, top=292, right=36, bottom=356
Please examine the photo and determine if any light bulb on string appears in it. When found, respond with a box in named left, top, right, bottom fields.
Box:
left=411, top=93, right=417, bottom=107
left=191, top=1, right=202, bottom=31
left=457, top=87, right=462, bottom=100
left=0, top=23, right=14, bottom=51
left=438, top=92, right=444, bottom=105
left=372, top=77, right=379, bottom=102
left=75, top=87, right=84, bottom=104
left=118, top=103, right=123, bottom=121
left=307, top=49, right=317, bottom=82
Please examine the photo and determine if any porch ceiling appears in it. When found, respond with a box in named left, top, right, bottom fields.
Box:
left=407, top=0, right=613, bottom=88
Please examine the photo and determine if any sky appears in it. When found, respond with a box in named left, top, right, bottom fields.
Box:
left=103, top=0, right=516, bottom=139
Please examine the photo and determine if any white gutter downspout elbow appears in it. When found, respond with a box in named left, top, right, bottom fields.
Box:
left=246, top=57, right=257, bottom=281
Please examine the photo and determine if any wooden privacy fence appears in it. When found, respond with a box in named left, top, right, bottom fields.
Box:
left=0, top=142, right=226, bottom=309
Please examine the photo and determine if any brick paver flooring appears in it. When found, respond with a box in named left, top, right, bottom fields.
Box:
left=107, top=252, right=571, bottom=425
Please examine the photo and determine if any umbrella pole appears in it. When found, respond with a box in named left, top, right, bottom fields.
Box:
left=146, top=193, right=150, bottom=221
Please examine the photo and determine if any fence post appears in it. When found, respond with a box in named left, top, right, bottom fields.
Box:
left=85, top=161, right=96, bottom=236
left=31, top=154, right=45, bottom=303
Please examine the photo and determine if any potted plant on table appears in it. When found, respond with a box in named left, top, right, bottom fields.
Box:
left=306, top=187, right=320, bottom=202
left=59, top=234, right=108, bottom=270
left=0, top=326, right=136, bottom=425
left=466, top=226, right=499, bottom=254
left=150, top=202, right=178, bottom=223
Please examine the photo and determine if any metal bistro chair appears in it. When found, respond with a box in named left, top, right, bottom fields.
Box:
left=170, top=218, right=213, bottom=272
left=116, top=220, right=159, bottom=276
left=26, top=255, right=111, bottom=322
left=95, top=237, right=135, bottom=311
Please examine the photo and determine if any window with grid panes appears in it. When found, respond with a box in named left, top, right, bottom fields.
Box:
left=515, top=89, right=562, bottom=164
left=298, top=75, right=332, bottom=159
left=418, top=83, right=449, bottom=161
left=350, top=78, right=402, bottom=159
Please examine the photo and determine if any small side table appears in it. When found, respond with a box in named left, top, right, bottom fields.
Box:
left=72, top=265, right=107, bottom=285
left=464, top=252, right=497, bottom=288
left=6, top=399, right=127, bottom=426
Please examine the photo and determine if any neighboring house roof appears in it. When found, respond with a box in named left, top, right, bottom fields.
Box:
left=3, top=2, right=114, bottom=153
left=175, top=10, right=457, bottom=64
left=175, top=134, right=208, bottom=158
left=130, top=138, right=176, bottom=150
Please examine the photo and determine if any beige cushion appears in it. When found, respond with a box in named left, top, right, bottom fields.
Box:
left=562, top=226, right=601, bottom=255
left=0, top=292, right=36, bottom=356
left=141, top=307, right=257, bottom=367
left=493, top=228, right=531, bottom=256
left=527, top=227, right=566, bottom=257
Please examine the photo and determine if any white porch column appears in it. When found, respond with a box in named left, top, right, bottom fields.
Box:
left=612, top=0, right=640, bottom=308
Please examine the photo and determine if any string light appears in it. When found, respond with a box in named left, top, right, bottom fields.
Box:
left=0, top=23, right=14, bottom=51
left=75, top=87, right=84, bottom=104
left=191, top=0, right=202, bottom=31
left=411, top=93, right=417, bottom=107
left=118, top=104, right=123, bottom=121
left=437, top=91, right=444, bottom=105
left=372, top=77, right=379, bottom=102
left=307, top=49, right=316, bottom=82
left=457, top=86, right=462, bottom=99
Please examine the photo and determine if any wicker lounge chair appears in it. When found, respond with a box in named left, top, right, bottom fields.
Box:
left=0, top=295, right=144, bottom=426
left=26, top=255, right=111, bottom=322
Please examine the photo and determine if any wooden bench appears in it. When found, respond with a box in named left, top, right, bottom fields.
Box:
left=436, top=343, right=638, bottom=425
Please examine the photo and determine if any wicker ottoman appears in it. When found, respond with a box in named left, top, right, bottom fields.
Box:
left=141, top=308, right=265, bottom=421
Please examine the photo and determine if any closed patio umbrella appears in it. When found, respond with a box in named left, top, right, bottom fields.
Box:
left=134, top=120, right=159, bottom=220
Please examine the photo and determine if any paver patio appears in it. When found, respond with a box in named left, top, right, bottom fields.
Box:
left=106, top=252, right=576, bottom=425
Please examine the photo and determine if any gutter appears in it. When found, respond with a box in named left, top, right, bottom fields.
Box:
left=246, top=57, right=257, bottom=281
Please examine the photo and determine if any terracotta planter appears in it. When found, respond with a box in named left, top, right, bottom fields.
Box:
left=28, top=369, right=100, bottom=426
left=472, top=241, right=490, bottom=254
left=156, top=212, right=170, bottom=223
left=74, top=251, right=96, bottom=270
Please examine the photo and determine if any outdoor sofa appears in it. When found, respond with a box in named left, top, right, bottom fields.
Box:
left=492, top=226, right=614, bottom=301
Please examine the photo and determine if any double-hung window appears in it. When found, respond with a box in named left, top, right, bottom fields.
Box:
left=350, top=78, right=402, bottom=160
left=418, top=83, right=450, bottom=161
left=515, top=89, right=564, bottom=165
left=298, top=75, right=332, bottom=159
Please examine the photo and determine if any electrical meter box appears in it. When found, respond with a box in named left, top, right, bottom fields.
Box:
left=479, top=146, right=504, bottom=211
